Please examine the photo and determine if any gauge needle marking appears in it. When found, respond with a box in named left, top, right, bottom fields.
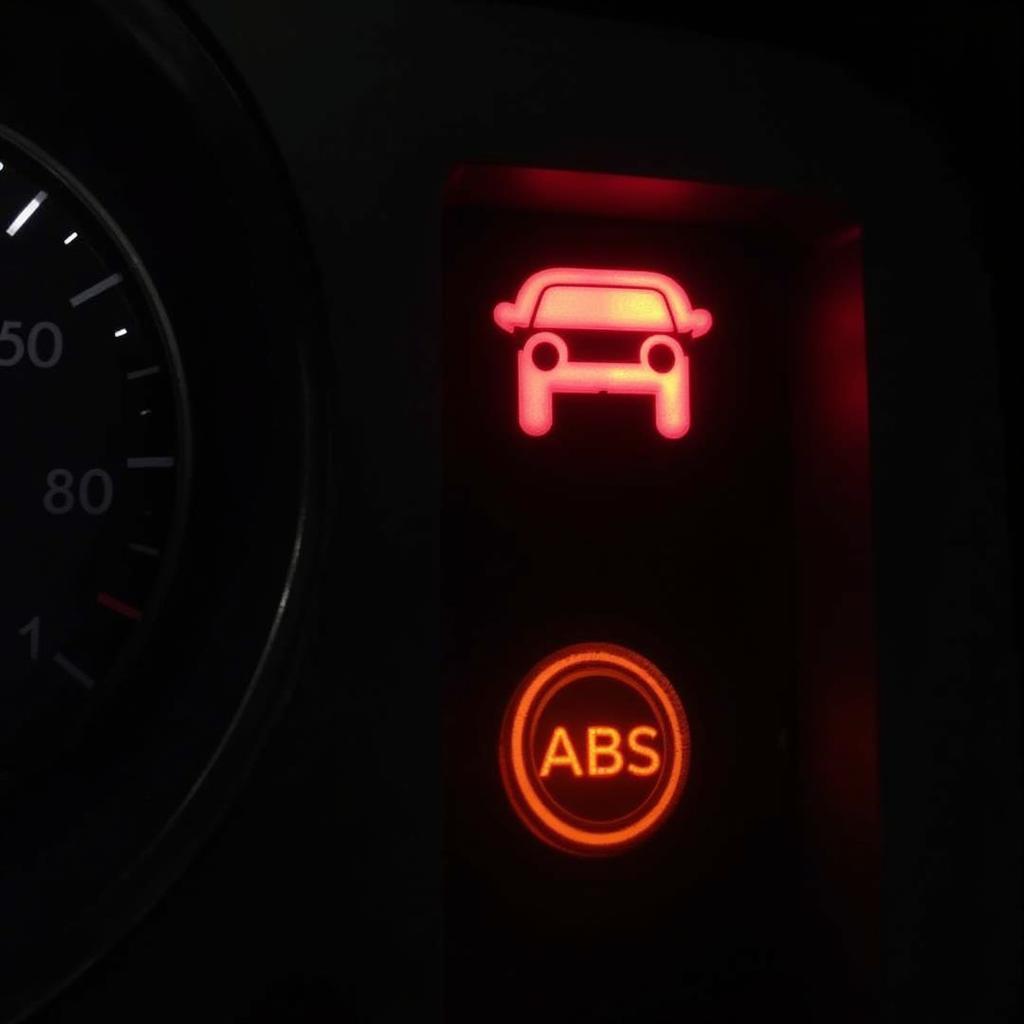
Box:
left=6, top=190, right=47, bottom=236
left=96, top=592, right=143, bottom=621
left=52, top=653, right=96, bottom=690
left=69, top=272, right=123, bottom=307
left=126, top=366, right=160, bottom=381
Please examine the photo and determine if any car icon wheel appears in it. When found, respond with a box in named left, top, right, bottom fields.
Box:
left=529, top=335, right=564, bottom=371
left=644, top=337, right=677, bottom=373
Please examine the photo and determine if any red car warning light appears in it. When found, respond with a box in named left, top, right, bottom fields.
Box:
left=493, top=267, right=712, bottom=439
left=499, top=643, right=691, bottom=856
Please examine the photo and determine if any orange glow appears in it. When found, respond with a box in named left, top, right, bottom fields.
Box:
left=499, top=643, right=691, bottom=856
left=587, top=726, right=624, bottom=776
left=494, top=269, right=711, bottom=439
left=627, top=726, right=661, bottom=777
left=539, top=725, right=584, bottom=777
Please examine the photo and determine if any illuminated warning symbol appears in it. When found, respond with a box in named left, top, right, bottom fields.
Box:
left=499, top=643, right=691, bottom=856
left=493, top=268, right=712, bottom=439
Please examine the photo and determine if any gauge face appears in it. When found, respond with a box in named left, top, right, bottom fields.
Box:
left=0, top=127, right=187, bottom=781
left=0, top=6, right=321, bottom=1018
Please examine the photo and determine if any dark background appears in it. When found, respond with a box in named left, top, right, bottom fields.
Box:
left=21, top=2, right=1020, bottom=1022
left=533, top=0, right=1021, bottom=616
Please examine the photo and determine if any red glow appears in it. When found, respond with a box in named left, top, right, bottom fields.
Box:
left=495, top=269, right=711, bottom=439
left=518, top=332, right=689, bottom=438
left=494, top=267, right=711, bottom=336
left=447, top=164, right=852, bottom=234
left=499, top=643, right=690, bottom=856
left=96, top=591, right=143, bottom=621
left=535, top=285, right=675, bottom=332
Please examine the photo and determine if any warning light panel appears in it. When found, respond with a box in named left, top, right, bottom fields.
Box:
left=499, top=643, right=691, bottom=856
left=445, top=162, right=876, bottom=1013
left=494, top=268, right=711, bottom=439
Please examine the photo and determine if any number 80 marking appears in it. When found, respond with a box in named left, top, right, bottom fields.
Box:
left=43, top=468, right=114, bottom=515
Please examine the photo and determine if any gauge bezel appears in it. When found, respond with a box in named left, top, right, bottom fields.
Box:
left=0, top=2, right=329, bottom=1020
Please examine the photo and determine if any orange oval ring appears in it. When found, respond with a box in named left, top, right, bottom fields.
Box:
left=500, top=642, right=691, bottom=854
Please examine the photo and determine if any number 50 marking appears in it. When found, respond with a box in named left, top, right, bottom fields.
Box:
left=0, top=320, right=63, bottom=368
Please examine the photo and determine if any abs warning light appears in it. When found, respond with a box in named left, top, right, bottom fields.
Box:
left=493, top=268, right=712, bottom=439
left=499, top=643, right=691, bottom=856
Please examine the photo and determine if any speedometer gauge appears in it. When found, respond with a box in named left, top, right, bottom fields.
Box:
left=0, top=4, right=324, bottom=1020
left=0, top=126, right=188, bottom=783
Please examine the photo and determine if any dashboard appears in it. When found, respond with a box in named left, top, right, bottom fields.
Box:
left=0, top=2, right=1018, bottom=1022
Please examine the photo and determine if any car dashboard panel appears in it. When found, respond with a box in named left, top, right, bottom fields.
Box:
left=0, top=2, right=1017, bottom=1022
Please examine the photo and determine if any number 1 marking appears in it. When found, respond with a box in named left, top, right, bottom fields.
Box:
left=18, top=616, right=40, bottom=661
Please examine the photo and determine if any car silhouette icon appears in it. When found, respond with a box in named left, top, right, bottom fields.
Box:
left=493, top=267, right=712, bottom=439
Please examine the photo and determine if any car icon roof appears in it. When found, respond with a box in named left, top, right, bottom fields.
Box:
left=494, top=267, right=712, bottom=337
